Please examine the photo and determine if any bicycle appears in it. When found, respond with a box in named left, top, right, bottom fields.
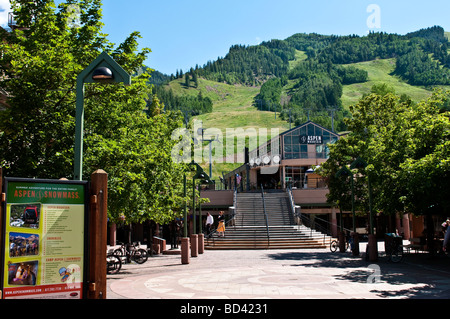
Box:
left=330, top=238, right=349, bottom=252
left=114, top=242, right=148, bottom=264
left=387, top=240, right=403, bottom=263
left=106, top=253, right=122, bottom=274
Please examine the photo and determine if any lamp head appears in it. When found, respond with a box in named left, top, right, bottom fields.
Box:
left=350, top=157, right=368, bottom=170
left=92, top=67, right=114, bottom=81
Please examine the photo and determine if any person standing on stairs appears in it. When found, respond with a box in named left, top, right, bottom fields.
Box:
left=217, top=211, right=226, bottom=237
left=206, top=212, right=214, bottom=238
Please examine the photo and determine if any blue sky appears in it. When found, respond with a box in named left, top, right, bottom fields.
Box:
left=100, top=0, right=450, bottom=75
left=2, top=1, right=450, bottom=75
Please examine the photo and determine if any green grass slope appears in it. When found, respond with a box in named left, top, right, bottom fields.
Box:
left=165, top=77, right=291, bottom=180
left=167, top=77, right=290, bottom=133
left=342, top=58, right=434, bottom=108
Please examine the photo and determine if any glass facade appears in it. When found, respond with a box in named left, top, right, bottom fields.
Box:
left=283, top=123, right=338, bottom=160
left=285, top=166, right=307, bottom=188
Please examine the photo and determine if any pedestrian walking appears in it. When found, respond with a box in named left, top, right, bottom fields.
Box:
left=206, top=212, right=214, bottom=238
left=443, top=219, right=450, bottom=252
left=217, top=211, right=226, bottom=237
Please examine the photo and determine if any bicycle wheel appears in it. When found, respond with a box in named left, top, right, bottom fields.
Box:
left=113, top=248, right=124, bottom=257
left=330, top=240, right=338, bottom=252
left=133, top=248, right=148, bottom=264
left=107, top=255, right=122, bottom=274
left=390, top=245, right=403, bottom=263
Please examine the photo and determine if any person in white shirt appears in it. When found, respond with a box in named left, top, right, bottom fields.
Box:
left=206, top=212, right=214, bottom=238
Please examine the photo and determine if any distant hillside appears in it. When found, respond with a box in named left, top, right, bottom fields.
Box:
left=341, top=58, right=433, bottom=107
left=147, top=70, right=170, bottom=86
left=148, top=26, right=450, bottom=181
left=150, top=25, right=450, bottom=137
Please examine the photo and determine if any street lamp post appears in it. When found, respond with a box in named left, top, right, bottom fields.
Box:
left=181, top=161, right=211, bottom=263
left=74, top=52, right=131, bottom=181
left=191, top=161, right=210, bottom=231
left=336, top=166, right=355, bottom=232
left=336, top=165, right=359, bottom=256
left=351, top=157, right=376, bottom=260
left=181, top=174, right=190, bottom=264
left=190, top=161, right=211, bottom=257
left=183, top=174, right=188, bottom=237
left=197, top=127, right=217, bottom=180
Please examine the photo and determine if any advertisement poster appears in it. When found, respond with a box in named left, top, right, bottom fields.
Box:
left=1, top=179, right=88, bottom=299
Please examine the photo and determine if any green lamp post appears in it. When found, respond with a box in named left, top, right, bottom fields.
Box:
left=74, top=52, right=131, bottom=181
left=336, top=165, right=360, bottom=256
left=336, top=165, right=355, bottom=233
left=351, top=157, right=376, bottom=260
left=350, top=157, right=373, bottom=235
left=191, top=161, right=211, bottom=235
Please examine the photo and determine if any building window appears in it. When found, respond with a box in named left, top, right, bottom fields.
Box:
left=282, top=123, right=339, bottom=160
left=285, top=166, right=307, bottom=188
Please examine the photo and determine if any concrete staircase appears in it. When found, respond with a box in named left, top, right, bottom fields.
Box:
left=205, top=191, right=331, bottom=250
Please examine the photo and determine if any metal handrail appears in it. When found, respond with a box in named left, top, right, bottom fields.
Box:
left=298, top=213, right=354, bottom=245
left=299, top=214, right=331, bottom=245
left=205, top=214, right=238, bottom=246
left=233, top=188, right=237, bottom=230
left=286, top=186, right=296, bottom=225
left=205, top=190, right=238, bottom=247
left=260, top=184, right=270, bottom=246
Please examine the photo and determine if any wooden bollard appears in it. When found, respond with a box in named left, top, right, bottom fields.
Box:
left=181, top=237, right=190, bottom=264
left=190, top=234, right=198, bottom=257
left=88, top=169, right=108, bottom=299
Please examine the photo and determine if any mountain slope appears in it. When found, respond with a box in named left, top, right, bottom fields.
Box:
left=151, top=26, right=450, bottom=180
left=341, top=58, right=433, bottom=107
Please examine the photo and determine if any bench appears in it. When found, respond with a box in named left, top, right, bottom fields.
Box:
left=152, top=236, right=166, bottom=254
left=404, top=238, right=425, bottom=253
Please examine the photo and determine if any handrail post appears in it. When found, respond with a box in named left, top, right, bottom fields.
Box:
left=260, top=184, right=270, bottom=247
left=286, top=186, right=296, bottom=225
left=233, top=188, right=237, bottom=230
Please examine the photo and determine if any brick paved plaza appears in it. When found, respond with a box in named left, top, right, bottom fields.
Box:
left=107, top=242, right=450, bottom=300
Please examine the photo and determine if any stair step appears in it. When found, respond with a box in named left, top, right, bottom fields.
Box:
left=207, top=191, right=330, bottom=250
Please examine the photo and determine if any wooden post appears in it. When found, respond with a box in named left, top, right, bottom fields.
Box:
left=0, top=167, right=3, bottom=248
left=181, top=237, right=190, bottom=264
left=190, top=234, right=198, bottom=257
left=0, top=168, right=3, bottom=299
left=352, top=233, right=360, bottom=256
left=88, top=169, right=108, bottom=299
left=198, top=233, right=204, bottom=254
left=109, top=223, right=116, bottom=246
left=368, top=234, right=378, bottom=262
left=339, top=231, right=346, bottom=253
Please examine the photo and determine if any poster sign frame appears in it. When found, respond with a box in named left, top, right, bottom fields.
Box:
left=1, top=177, right=90, bottom=299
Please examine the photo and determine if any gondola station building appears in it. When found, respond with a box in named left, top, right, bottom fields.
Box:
left=213, top=120, right=418, bottom=240
left=221, top=121, right=346, bottom=235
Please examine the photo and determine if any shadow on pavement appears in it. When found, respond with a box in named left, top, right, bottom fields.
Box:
left=267, top=250, right=450, bottom=299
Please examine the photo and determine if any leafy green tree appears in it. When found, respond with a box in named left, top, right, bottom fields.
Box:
left=192, top=71, right=198, bottom=88
left=185, top=73, right=190, bottom=88
left=0, top=0, right=108, bottom=177
left=0, top=0, right=190, bottom=225
left=398, top=91, right=450, bottom=216
left=319, top=89, right=450, bottom=238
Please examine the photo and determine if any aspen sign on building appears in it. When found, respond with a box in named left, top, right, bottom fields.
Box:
left=300, top=135, right=323, bottom=144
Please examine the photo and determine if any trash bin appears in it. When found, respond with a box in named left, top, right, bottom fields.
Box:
left=384, top=233, right=402, bottom=255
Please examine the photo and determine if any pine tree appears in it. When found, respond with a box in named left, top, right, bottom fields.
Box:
left=185, top=73, right=190, bottom=88
left=193, top=71, right=198, bottom=88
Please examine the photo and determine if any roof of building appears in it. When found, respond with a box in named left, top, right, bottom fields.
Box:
left=223, top=121, right=341, bottom=179
left=278, top=120, right=340, bottom=138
